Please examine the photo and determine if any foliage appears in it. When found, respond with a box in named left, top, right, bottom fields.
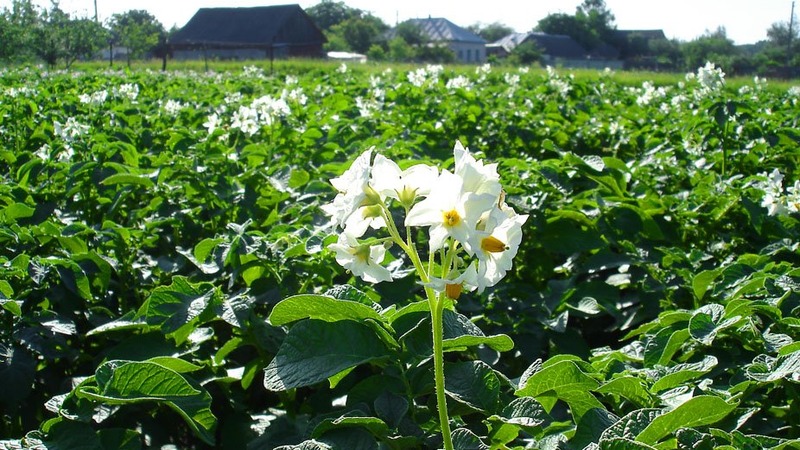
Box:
left=1, top=60, right=800, bottom=450
left=682, top=27, right=739, bottom=72
left=536, top=0, right=615, bottom=51
left=108, top=9, right=165, bottom=64
left=467, top=22, right=515, bottom=43
left=31, top=4, right=106, bottom=68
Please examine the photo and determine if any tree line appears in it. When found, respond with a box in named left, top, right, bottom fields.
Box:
left=0, top=0, right=166, bottom=68
left=1, top=0, right=797, bottom=77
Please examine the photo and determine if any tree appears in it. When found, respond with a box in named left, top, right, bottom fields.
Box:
left=306, top=0, right=360, bottom=31
left=508, top=40, right=543, bottom=65
left=32, top=3, right=69, bottom=67
left=108, top=9, right=164, bottom=65
left=327, top=13, right=388, bottom=54
left=681, top=27, right=738, bottom=71
left=30, top=3, right=106, bottom=68
left=0, top=0, right=39, bottom=62
left=537, top=13, right=593, bottom=48
left=576, top=0, right=615, bottom=43
left=467, top=22, right=514, bottom=43
left=62, top=18, right=107, bottom=68
left=537, top=0, right=616, bottom=51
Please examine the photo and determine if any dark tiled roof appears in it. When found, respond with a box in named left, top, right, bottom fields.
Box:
left=171, top=4, right=325, bottom=48
left=492, top=32, right=587, bottom=59
left=401, top=18, right=486, bottom=44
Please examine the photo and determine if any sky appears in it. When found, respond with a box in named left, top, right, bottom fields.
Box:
left=2, top=0, right=796, bottom=45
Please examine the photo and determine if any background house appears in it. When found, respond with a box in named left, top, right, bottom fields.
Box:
left=488, top=31, right=624, bottom=69
left=389, top=17, right=487, bottom=63
left=170, top=5, right=326, bottom=61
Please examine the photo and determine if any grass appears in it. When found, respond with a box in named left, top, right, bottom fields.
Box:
left=60, top=57, right=800, bottom=91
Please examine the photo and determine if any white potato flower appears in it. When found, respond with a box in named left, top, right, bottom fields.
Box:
left=329, top=232, right=392, bottom=283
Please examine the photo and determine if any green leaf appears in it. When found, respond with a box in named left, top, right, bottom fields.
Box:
left=496, top=397, right=551, bottom=428
left=77, top=360, right=216, bottom=445
left=651, top=355, right=718, bottom=392
left=599, top=438, right=657, bottom=450
left=693, top=269, right=721, bottom=300
left=311, top=412, right=389, bottom=439
left=596, top=376, right=653, bottom=408
left=601, top=409, right=662, bottom=441
left=101, top=173, right=155, bottom=189
left=636, top=396, right=736, bottom=445
left=138, top=277, right=219, bottom=344
left=374, top=391, right=409, bottom=428
left=746, top=351, right=800, bottom=382
left=515, top=359, right=602, bottom=421
left=263, top=319, right=389, bottom=391
left=689, top=304, right=741, bottom=345
left=644, top=328, right=690, bottom=367
left=40, top=419, right=103, bottom=450
left=1, top=202, right=35, bottom=222
left=445, top=361, right=501, bottom=413
left=0, top=347, right=35, bottom=405
left=268, top=294, right=384, bottom=326
left=451, top=428, right=489, bottom=450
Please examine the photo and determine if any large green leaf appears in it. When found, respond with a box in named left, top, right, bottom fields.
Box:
left=268, top=294, right=384, bottom=326
left=515, top=359, right=603, bottom=421
left=636, top=396, right=737, bottom=445
left=264, top=319, right=390, bottom=391
left=445, top=361, right=501, bottom=413
left=77, top=360, right=216, bottom=445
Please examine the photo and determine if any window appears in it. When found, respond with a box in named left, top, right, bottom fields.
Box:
left=466, top=49, right=472, bottom=62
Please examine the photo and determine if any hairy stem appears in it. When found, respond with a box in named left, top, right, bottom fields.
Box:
left=430, top=291, right=453, bottom=450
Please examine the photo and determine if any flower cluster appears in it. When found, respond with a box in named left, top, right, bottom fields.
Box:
left=323, top=142, right=527, bottom=296
left=757, top=168, right=800, bottom=216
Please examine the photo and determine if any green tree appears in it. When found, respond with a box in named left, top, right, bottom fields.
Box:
left=63, top=18, right=107, bottom=68
left=387, top=37, right=414, bottom=62
left=467, top=22, right=514, bottom=43
left=0, top=0, right=39, bottom=62
left=108, top=9, right=164, bottom=65
left=32, top=3, right=69, bottom=67
left=681, top=27, right=738, bottom=71
left=306, top=0, right=360, bottom=31
left=537, top=0, right=616, bottom=51
left=508, top=40, right=543, bottom=65
left=328, top=13, right=388, bottom=54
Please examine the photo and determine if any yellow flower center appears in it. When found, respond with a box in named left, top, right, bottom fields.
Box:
left=481, top=236, right=508, bottom=253
left=443, top=209, right=461, bottom=227
left=351, top=245, right=371, bottom=262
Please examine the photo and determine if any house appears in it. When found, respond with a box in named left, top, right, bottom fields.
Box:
left=170, top=5, right=326, bottom=61
left=488, top=32, right=586, bottom=62
left=388, top=18, right=487, bottom=63
left=488, top=32, right=623, bottom=69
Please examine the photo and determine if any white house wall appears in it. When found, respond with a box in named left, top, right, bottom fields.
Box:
left=449, top=42, right=485, bottom=63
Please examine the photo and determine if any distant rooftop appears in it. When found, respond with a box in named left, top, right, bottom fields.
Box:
left=399, top=18, right=486, bottom=44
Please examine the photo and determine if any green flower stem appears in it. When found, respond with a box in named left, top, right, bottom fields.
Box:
left=379, top=202, right=453, bottom=448
left=430, top=291, right=453, bottom=450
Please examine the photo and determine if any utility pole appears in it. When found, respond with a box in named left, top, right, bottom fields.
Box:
left=93, top=0, right=98, bottom=22
left=789, top=1, right=796, bottom=75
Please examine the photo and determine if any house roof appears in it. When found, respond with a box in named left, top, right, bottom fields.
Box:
left=398, top=18, right=486, bottom=44
left=170, top=4, right=326, bottom=49
left=491, top=32, right=587, bottom=59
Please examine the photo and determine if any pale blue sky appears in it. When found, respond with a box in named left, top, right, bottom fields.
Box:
left=4, top=0, right=795, bottom=45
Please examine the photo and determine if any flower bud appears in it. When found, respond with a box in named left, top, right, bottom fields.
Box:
left=445, top=282, right=462, bottom=300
